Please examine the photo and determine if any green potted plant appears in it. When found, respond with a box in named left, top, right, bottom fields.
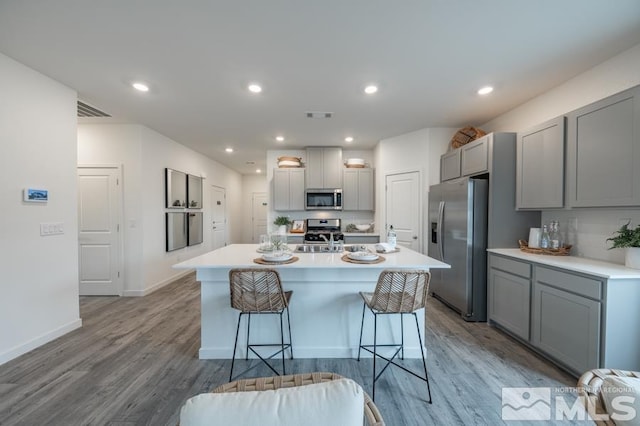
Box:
left=607, top=222, right=640, bottom=269
left=273, top=216, right=292, bottom=234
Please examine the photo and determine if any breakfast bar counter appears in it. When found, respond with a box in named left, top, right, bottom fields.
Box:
left=174, top=244, right=450, bottom=359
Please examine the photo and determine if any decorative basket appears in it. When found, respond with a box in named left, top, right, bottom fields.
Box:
left=277, top=156, right=303, bottom=168
left=450, top=126, right=487, bottom=149
left=518, top=240, right=572, bottom=256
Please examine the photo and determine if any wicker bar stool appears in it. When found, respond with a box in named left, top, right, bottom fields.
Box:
left=228, top=268, right=293, bottom=381
left=577, top=369, right=640, bottom=425
left=357, top=269, right=432, bottom=402
left=212, top=372, right=385, bottom=425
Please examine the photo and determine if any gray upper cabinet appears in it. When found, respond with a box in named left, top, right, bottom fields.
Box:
left=440, top=150, right=461, bottom=182
left=566, top=85, right=640, bottom=207
left=305, top=147, right=343, bottom=188
left=461, top=135, right=489, bottom=176
left=273, top=168, right=305, bottom=211
left=516, top=116, right=566, bottom=209
left=342, top=168, right=374, bottom=211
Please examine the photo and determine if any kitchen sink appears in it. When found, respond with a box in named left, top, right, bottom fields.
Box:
left=295, top=244, right=343, bottom=253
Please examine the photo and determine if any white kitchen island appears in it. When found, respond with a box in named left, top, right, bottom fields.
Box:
left=173, top=244, right=450, bottom=359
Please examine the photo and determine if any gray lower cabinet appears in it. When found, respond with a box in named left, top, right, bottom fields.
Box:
left=286, top=235, right=304, bottom=245
left=566, top=84, right=640, bottom=207
left=344, top=235, right=380, bottom=245
left=488, top=263, right=531, bottom=340
left=488, top=253, right=640, bottom=376
left=440, top=150, right=461, bottom=182
left=516, top=116, right=565, bottom=209
left=273, top=168, right=305, bottom=211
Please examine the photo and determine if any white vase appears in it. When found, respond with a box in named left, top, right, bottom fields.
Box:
left=625, top=247, right=640, bottom=269
left=278, top=225, right=287, bottom=234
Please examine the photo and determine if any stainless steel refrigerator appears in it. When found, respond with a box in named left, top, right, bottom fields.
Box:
left=428, top=177, right=488, bottom=321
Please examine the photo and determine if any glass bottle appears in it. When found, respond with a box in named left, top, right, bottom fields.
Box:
left=387, top=225, right=397, bottom=249
left=540, top=225, right=550, bottom=249
left=549, top=221, right=561, bottom=249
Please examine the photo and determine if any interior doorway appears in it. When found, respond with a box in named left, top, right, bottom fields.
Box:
left=251, top=192, right=268, bottom=243
left=77, top=165, right=124, bottom=296
left=385, top=171, right=421, bottom=252
left=211, top=185, right=227, bottom=250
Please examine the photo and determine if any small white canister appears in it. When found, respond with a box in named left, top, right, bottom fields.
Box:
left=528, top=228, right=541, bottom=248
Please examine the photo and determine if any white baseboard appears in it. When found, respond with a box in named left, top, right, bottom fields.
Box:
left=123, top=269, right=194, bottom=297
left=0, top=318, right=82, bottom=366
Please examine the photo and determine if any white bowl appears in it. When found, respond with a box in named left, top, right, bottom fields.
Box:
left=346, top=158, right=365, bottom=165
left=355, top=224, right=371, bottom=231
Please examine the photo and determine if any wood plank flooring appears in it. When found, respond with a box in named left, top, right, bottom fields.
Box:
left=0, top=273, right=586, bottom=425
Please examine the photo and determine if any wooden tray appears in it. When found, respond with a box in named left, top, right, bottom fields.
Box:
left=253, top=256, right=299, bottom=265
left=341, top=254, right=385, bottom=264
left=518, top=240, right=572, bottom=256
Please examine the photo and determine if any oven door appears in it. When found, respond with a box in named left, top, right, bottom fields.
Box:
left=305, top=190, right=342, bottom=210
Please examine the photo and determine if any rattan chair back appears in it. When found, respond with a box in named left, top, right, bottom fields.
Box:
left=229, top=268, right=288, bottom=312
left=369, top=269, right=430, bottom=313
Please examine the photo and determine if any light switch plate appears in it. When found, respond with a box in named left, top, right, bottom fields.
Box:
left=40, top=222, right=64, bottom=236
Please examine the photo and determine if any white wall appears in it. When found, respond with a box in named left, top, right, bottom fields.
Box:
left=374, top=128, right=455, bottom=253
left=78, top=123, right=243, bottom=295
left=0, top=53, right=81, bottom=365
left=482, top=42, right=640, bottom=263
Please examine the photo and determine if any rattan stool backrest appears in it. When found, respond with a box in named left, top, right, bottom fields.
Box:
left=369, top=269, right=431, bottom=313
left=229, top=268, right=288, bottom=312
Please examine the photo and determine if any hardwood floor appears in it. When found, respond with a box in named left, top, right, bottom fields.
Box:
left=0, top=273, right=585, bottom=425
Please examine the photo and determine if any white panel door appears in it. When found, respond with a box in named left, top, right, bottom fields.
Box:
left=385, top=171, right=421, bottom=251
left=211, top=185, right=226, bottom=250
left=77, top=166, right=123, bottom=296
left=252, top=192, right=268, bottom=243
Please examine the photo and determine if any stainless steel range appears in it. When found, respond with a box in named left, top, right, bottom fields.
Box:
left=304, top=219, right=344, bottom=244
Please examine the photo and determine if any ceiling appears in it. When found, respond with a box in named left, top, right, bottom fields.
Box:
left=1, top=1, right=639, bottom=175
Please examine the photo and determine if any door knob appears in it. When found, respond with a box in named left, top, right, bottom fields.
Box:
left=412, top=235, right=418, bottom=240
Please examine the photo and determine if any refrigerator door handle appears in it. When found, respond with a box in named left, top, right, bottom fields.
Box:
left=437, top=201, right=445, bottom=261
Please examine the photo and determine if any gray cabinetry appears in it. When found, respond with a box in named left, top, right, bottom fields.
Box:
left=342, top=168, right=374, bottom=211
left=516, top=116, right=566, bottom=209
left=488, top=254, right=531, bottom=340
left=461, top=135, right=489, bottom=176
left=566, top=85, right=640, bottom=207
left=344, top=235, right=380, bottom=245
left=273, top=168, right=305, bottom=211
left=286, top=235, right=304, bottom=245
left=306, top=147, right=342, bottom=189
left=440, top=150, right=461, bottom=182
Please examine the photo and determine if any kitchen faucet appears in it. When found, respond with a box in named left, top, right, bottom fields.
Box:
left=320, top=232, right=335, bottom=250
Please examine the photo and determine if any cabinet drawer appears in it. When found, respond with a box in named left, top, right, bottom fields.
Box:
left=535, top=266, right=601, bottom=300
left=489, top=255, right=531, bottom=278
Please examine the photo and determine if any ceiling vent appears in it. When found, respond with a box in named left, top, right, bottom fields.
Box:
left=77, top=101, right=111, bottom=117
left=306, top=111, right=333, bottom=119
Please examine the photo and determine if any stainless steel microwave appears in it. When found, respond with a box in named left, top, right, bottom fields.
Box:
left=305, top=189, right=342, bottom=210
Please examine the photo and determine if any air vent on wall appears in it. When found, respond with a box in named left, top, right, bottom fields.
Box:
left=306, top=111, right=333, bottom=119
left=77, top=101, right=111, bottom=117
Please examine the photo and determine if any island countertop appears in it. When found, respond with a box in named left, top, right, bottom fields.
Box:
left=173, top=243, right=450, bottom=270
left=173, top=244, right=449, bottom=360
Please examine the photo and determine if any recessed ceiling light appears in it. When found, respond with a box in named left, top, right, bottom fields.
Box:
left=364, top=85, right=378, bottom=95
left=345, top=136, right=354, bottom=143
left=225, top=148, right=234, bottom=153
left=276, top=136, right=285, bottom=142
left=132, top=82, right=149, bottom=92
left=248, top=83, right=262, bottom=93
left=256, top=169, right=262, bottom=173
left=478, top=86, right=494, bottom=95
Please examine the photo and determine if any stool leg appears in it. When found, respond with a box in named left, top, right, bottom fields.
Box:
left=279, top=311, right=286, bottom=375
left=245, top=313, right=251, bottom=360
left=357, top=302, right=366, bottom=361
left=414, top=312, right=432, bottom=404
left=286, top=306, right=293, bottom=359
left=372, top=312, right=378, bottom=401
left=400, top=314, right=405, bottom=360
left=230, top=312, right=243, bottom=381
